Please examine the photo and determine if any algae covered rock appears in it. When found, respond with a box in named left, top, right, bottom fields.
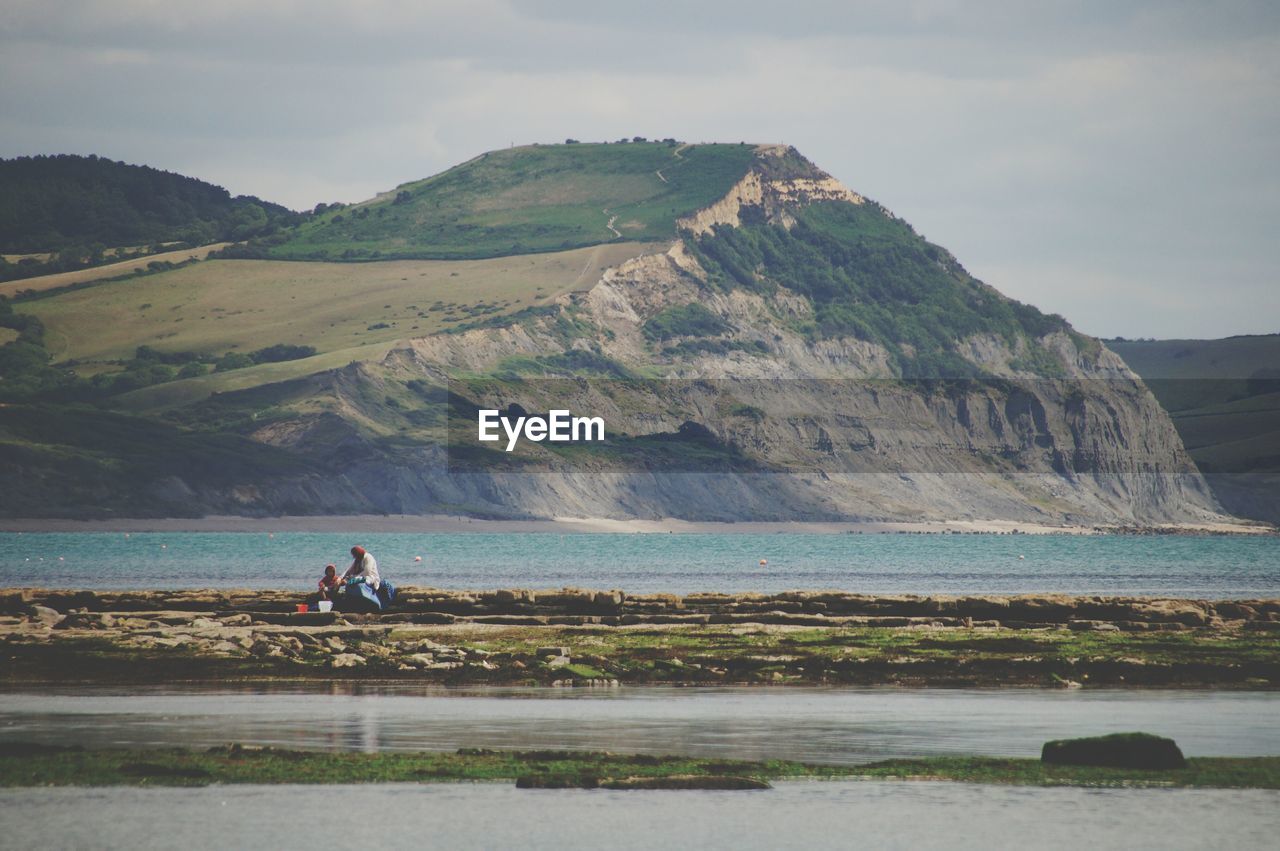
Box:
left=1041, top=732, right=1186, bottom=769
left=515, top=774, right=769, bottom=790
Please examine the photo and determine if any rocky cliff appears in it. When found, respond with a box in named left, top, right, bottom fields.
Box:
left=221, top=146, right=1222, bottom=524
left=0, top=143, right=1230, bottom=524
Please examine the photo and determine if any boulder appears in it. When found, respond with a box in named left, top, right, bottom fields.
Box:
left=592, top=590, right=624, bottom=608
left=1041, top=733, right=1186, bottom=769
left=28, top=605, right=63, bottom=626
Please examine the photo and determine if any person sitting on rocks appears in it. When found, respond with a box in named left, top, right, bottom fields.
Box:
left=335, top=546, right=395, bottom=612
left=341, top=546, right=380, bottom=593
left=317, top=564, right=341, bottom=600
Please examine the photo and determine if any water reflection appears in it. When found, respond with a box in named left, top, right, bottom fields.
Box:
left=2, top=686, right=1277, bottom=763
left=2, top=783, right=1276, bottom=851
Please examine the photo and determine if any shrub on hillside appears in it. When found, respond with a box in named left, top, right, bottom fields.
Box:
left=642, top=303, right=730, bottom=342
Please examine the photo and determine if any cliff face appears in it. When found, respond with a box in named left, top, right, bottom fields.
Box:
left=0, top=144, right=1227, bottom=524
left=219, top=147, right=1221, bottom=524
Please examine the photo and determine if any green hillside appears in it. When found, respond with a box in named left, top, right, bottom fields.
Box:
left=1109, top=335, right=1280, bottom=524
left=0, top=154, right=300, bottom=282
left=259, top=141, right=757, bottom=261
left=689, top=199, right=1081, bottom=377
left=0, top=141, right=1221, bottom=521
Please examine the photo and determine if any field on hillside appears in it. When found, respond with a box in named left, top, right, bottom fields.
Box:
left=0, top=243, right=231, bottom=297
left=1110, top=335, right=1280, bottom=523
left=1108, top=335, right=1280, bottom=379
left=18, top=242, right=658, bottom=369
left=267, top=142, right=758, bottom=261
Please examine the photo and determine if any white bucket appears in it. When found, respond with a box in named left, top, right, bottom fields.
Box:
left=318, top=600, right=333, bottom=612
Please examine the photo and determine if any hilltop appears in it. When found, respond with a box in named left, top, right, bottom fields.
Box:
left=0, top=154, right=299, bottom=283
left=258, top=141, right=757, bottom=260
left=0, top=142, right=1232, bottom=525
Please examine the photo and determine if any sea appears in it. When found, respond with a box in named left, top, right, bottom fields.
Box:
left=0, top=530, right=1276, bottom=596
left=4, top=532, right=1278, bottom=848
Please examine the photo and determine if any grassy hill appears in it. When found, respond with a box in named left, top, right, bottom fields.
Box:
left=1109, top=335, right=1280, bottom=523
left=0, top=154, right=300, bottom=283
left=21, top=243, right=652, bottom=367
left=0, top=142, right=1227, bottom=521
left=260, top=141, right=757, bottom=261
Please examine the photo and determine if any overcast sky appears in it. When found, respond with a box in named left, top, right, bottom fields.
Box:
left=2, top=1, right=1276, bottom=339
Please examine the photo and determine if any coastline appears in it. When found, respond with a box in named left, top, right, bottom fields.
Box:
left=0, top=514, right=1271, bottom=535
left=4, top=587, right=1277, bottom=690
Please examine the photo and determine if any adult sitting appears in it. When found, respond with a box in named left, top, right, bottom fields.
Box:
left=335, top=546, right=394, bottom=612
left=342, top=546, right=381, bottom=592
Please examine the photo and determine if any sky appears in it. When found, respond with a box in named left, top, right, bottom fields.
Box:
left=1, top=0, right=1277, bottom=339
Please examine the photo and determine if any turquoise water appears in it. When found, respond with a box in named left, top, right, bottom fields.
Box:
left=0, top=531, right=1276, bottom=595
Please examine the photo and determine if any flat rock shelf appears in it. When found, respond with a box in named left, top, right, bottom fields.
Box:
left=2, top=588, right=1278, bottom=688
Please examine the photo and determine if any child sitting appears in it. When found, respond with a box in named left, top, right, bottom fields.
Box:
left=317, top=564, right=341, bottom=599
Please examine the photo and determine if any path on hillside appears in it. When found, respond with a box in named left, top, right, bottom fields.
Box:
left=602, top=209, right=621, bottom=238
left=656, top=143, right=691, bottom=183
left=572, top=244, right=606, bottom=289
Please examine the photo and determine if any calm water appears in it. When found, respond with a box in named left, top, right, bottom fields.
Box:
left=3, top=687, right=1277, bottom=762
left=5, top=687, right=1277, bottom=849
left=1, top=783, right=1275, bottom=850
left=1, top=531, right=1277, bottom=596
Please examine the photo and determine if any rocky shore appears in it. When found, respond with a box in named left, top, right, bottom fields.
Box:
left=2, top=588, right=1278, bottom=688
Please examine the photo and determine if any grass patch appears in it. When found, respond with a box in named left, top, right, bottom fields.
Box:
left=17, top=244, right=650, bottom=369
left=0, top=745, right=842, bottom=788
left=265, top=142, right=756, bottom=261
left=1, top=745, right=1276, bottom=789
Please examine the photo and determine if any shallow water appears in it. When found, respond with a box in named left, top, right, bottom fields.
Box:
left=1, top=782, right=1275, bottom=850
left=2, top=530, right=1278, bottom=596
left=3, top=686, right=1277, bottom=763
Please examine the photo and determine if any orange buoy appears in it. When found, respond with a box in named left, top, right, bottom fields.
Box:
left=414, top=556, right=423, bottom=562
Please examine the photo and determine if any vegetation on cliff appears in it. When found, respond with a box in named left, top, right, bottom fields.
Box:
left=689, top=201, right=1076, bottom=377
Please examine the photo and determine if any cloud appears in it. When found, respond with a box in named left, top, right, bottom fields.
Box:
left=1, top=0, right=1277, bottom=337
